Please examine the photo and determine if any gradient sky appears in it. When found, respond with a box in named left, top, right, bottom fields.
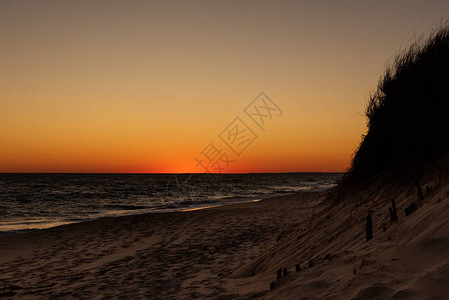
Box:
left=1, top=1, right=449, bottom=173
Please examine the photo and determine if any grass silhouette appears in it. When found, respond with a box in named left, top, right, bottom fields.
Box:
left=347, top=23, right=449, bottom=181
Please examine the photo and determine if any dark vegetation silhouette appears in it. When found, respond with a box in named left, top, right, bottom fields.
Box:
left=347, top=23, right=449, bottom=181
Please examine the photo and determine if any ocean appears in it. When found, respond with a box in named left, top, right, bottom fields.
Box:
left=0, top=173, right=342, bottom=235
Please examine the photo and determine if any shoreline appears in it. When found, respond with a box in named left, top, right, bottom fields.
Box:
left=0, top=191, right=324, bottom=298
left=0, top=191, right=311, bottom=236
left=0, top=173, right=341, bottom=237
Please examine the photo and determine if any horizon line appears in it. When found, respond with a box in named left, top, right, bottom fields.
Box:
left=0, top=171, right=346, bottom=175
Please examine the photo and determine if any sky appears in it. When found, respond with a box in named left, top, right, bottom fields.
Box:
left=1, top=0, right=449, bottom=173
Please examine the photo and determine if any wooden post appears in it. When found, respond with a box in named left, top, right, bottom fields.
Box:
left=416, top=182, right=424, bottom=201
left=389, top=199, right=398, bottom=222
left=405, top=202, right=416, bottom=216
left=392, top=199, right=398, bottom=222
left=366, top=214, right=373, bottom=242
left=277, top=268, right=282, bottom=279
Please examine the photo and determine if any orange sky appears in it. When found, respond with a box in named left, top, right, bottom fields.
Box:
left=1, top=1, right=449, bottom=173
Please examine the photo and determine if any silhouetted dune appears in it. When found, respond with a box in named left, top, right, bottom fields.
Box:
left=347, top=23, right=449, bottom=181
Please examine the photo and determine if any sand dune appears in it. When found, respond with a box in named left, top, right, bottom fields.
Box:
left=259, top=167, right=449, bottom=299
left=2, top=168, right=449, bottom=299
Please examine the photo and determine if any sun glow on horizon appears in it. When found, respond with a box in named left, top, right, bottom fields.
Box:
left=1, top=1, right=448, bottom=173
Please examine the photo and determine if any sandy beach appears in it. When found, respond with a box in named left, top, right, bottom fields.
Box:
left=0, top=192, right=320, bottom=299
left=2, top=168, right=449, bottom=299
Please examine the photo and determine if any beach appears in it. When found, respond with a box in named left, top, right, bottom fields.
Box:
left=0, top=192, right=320, bottom=299
left=2, top=173, right=449, bottom=299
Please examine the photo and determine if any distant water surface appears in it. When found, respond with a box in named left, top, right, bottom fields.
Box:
left=0, top=173, right=342, bottom=234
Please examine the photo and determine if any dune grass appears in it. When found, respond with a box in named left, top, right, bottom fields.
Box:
left=347, top=23, right=449, bottom=181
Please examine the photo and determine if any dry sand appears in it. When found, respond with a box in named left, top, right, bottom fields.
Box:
left=1, top=172, right=449, bottom=299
